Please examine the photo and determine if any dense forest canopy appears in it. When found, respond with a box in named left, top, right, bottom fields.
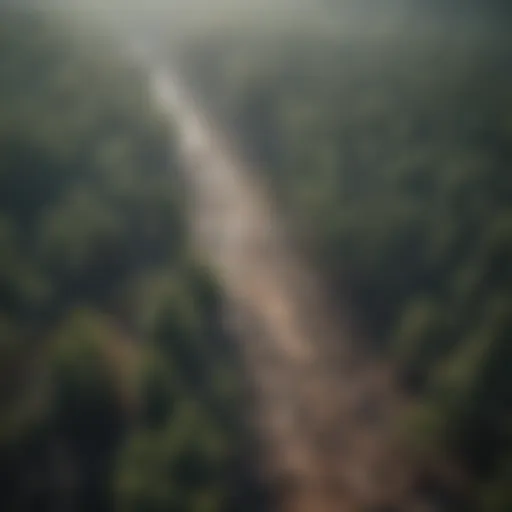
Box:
left=171, top=13, right=512, bottom=509
left=2, top=0, right=512, bottom=510
left=0, top=7, right=264, bottom=512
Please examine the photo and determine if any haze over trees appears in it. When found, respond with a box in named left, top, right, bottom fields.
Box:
left=0, top=8, right=263, bottom=512
left=1, top=0, right=512, bottom=510
left=171, top=6, right=512, bottom=508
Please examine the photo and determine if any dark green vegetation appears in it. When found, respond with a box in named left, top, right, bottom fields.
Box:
left=0, top=9, right=263, bottom=512
left=173, top=21, right=512, bottom=509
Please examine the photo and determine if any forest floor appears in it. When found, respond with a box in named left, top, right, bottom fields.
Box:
left=149, top=66, right=436, bottom=512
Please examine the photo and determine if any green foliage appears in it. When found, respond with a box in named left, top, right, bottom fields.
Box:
left=0, top=8, right=259, bottom=512
left=115, top=403, right=228, bottom=512
left=481, top=457, right=512, bottom=511
left=174, top=22, right=512, bottom=503
left=392, top=297, right=451, bottom=388
left=49, top=311, right=127, bottom=448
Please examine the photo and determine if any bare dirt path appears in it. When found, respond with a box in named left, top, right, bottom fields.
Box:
left=149, top=67, right=425, bottom=512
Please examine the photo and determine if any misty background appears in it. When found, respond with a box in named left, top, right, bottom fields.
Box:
left=0, top=0, right=511, bottom=510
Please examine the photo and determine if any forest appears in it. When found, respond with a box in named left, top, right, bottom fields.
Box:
left=0, top=8, right=264, bottom=512
left=171, top=13, right=512, bottom=510
left=2, top=0, right=512, bottom=510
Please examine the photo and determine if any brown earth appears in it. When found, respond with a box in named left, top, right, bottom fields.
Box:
left=149, top=67, right=446, bottom=512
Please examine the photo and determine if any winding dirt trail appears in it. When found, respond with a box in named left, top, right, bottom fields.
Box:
left=150, top=67, right=426, bottom=512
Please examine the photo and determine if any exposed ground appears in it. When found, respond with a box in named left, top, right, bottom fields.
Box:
left=150, top=67, right=434, bottom=512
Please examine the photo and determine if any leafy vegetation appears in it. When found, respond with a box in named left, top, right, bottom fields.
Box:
left=172, top=18, right=512, bottom=507
left=0, top=9, right=263, bottom=512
